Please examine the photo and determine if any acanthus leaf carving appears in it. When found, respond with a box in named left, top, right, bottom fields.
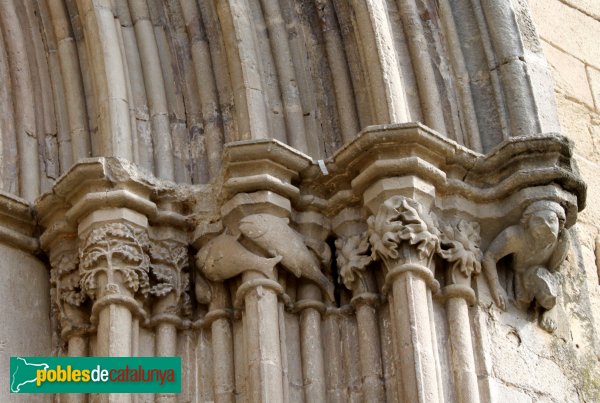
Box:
left=61, top=278, right=87, bottom=307
left=52, top=252, right=86, bottom=307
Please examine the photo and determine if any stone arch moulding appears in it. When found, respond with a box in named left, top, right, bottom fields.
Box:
left=0, top=0, right=589, bottom=402
left=0, top=0, right=562, bottom=198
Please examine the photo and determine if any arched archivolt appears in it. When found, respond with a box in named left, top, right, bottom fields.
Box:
left=0, top=0, right=559, bottom=200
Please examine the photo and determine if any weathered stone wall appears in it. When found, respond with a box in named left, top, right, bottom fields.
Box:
left=531, top=0, right=600, bottom=360
left=0, top=244, right=51, bottom=403
left=470, top=1, right=600, bottom=401
left=528, top=0, right=600, bottom=323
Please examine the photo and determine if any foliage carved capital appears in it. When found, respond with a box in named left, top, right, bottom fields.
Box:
left=50, top=242, right=89, bottom=338
left=148, top=239, right=191, bottom=316
left=79, top=223, right=150, bottom=301
left=335, top=233, right=372, bottom=291
left=367, top=196, right=440, bottom=269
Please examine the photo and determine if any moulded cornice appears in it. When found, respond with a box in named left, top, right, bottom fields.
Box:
left=0, top=191, right=39, bottom=252
left=222, top=138, right=313, bottom=173
left=298, top=123, right=585, bottom=227
left=36, top=158, right=196, bottom=249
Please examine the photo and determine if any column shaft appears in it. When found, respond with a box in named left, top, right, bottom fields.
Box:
left=299, top=307, right=326, bottom=401
left=283, top=308, right=304, bottom=402
left=390, top=271, right=440, bottom=403
left=212, top=317, right=235, bottom=403
left=155, top=323, right=177, bottom=403
left=96, top=304, right=132, bottom=403
left=355, top=302, right=385, bottom=401
left=66, top=336, right=88, bottom=403
left=243, top=277, right=284, bottom=402
left=322, top=313, right=346, bottom=403
left=447, top=297, right=480, bottom=403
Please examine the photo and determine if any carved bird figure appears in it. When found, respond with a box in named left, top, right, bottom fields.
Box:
left=196, top=233, right=282, bottom=282
left=239, top=214, right=335, bottom=302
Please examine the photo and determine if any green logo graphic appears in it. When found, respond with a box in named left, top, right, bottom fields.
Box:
left=10, top=357, right=49, bottom=393
left=9, top=357, right=181, bottom=394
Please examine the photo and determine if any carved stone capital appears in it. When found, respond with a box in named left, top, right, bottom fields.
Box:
left=335, top=233, right=372, bottom=291
left=367, top=196, right=440, bottom=293
left=437, top=219, right=483, bottom=305
left=148, top=238, right=191, bottom=317
left=79, top=222, right=150, bottom=301
left=49, top=238, right=89, bottom=339
left=195, top=213, right=335, bottom=304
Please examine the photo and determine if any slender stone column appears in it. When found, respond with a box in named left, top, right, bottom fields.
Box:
left=282, top=277, right=304, bottom=403
left=193, top=221, right=235, bottom=401
left=49, top=237, right=89, bottom=403
left=294, top=212, right=330, bottom=402
left=148, top=235, right=190, bottom=403
left=297, top=282, right=327, bottom=401
left=387, top=268, right=439, bottom=403
left=196, top=307, right=214, bottom=401
left=351, top=292, right=385, bottom=401
left=322, top=308, right=346, bottom=403
left=341, top=304, right=362, bottom=401
left=208, top=283, right=235, bottom=403
left=232, top=307, right=247, bottom=402
left=438, top=219, right=484, bottom=403
left=78, top=210, right=150, bottom=403
left=446, top=297, right=480, bottom=403
left=334, top=209, right=385, bottom=402
left=367, top=196, right=441, bottom=403
left=379, top=298, right=401, bottom=402
left=237, top=272, right=285, bottom=402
